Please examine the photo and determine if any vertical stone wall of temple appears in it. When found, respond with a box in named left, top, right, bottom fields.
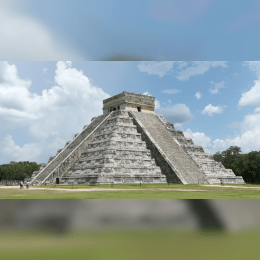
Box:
left=103, top=91, right=155, bottom=114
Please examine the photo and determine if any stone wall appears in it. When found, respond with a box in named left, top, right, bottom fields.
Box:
left=103, top=91, right=155, bottom=114
left=0, top=180, right=20, bottom=186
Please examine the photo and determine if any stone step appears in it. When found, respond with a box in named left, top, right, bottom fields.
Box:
left=167, top=130, right=185, bottom=137
left=63, top=111, right=165, bottom=183
left=48, top=156, right=56, bottom=163
left=155, top=125, right=237, bottom=183
left=30, top=112, right=113, bottom=184
left=106, top=116, right=134, bottom=125
left=81, top=150, right=152, bottom=159
left=62, top=111, right=165, bottom=183
left=70, top=159, right=158, bottom=168
left=68, top=166, right=162, bottom=173
left=189, top=153, right=214, bottom=159
left=175, top=137, right=194, bottom=145
left=93, top=132, right=142, bottom=142
left=56, top=149, right=63, bottom=155
left=182, top=145, right=204, bottom=153
left=132, top=112, right=209, bottom=184
left=99, top=127, right=138, bottom=135
left=60, top=175, right=167, bottom=185
left=87, top=142, right=147, bottom=152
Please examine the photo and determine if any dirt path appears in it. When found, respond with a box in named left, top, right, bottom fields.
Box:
left=0, top=186, right=208, bottom=192
left=203, top=185, right=260, bottom=190
left=4, top=184, right=260, bottom=192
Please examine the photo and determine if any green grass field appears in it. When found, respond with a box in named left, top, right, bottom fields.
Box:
left=1, top=183, right=260, bottom=199
left=1, top=230, right=260, bottom=260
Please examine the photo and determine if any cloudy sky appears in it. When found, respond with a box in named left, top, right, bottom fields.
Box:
left=1, top=61, right=260, bottom=164
left=1, top=1, right=260, bottom=164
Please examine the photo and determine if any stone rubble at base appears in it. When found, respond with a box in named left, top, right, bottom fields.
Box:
left=29, top=92, right=245, bottom=186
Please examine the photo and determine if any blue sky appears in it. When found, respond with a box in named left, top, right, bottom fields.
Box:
left=1, top=1, right=260, bottom=164
left=1, top=61, right=260, bottom=164
left=2, top=0, right=260, bottom=60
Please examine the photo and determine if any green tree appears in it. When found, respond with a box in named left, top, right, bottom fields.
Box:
left=213, top=151, right=224, bottom=164
left=240, top=151, right=260, bottom=183
left=222, top=146, right=242, bottom=169
left=213, top=146, right=260, bottom=184
left=0, top=162, right=41, bottom=184
left=0, top=164, right=14, bottom=184
left=213, top=146, right=242, bottom=170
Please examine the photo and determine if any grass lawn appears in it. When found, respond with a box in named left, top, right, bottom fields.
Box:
left=1, top=183, right=260, bottom=199
left=0, top=230, right=260, bottom=260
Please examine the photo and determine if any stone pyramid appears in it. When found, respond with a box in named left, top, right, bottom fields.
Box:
left=60, top=110, right=166, bottom=185
left=30, top=92, right=245, bottom=185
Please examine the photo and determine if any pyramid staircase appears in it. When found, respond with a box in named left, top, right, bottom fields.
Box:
left=130, top=112, right=209, bottom=184
left=154, top=114, right=245, bottom=184
left=30, top=112, right=114, bottom=185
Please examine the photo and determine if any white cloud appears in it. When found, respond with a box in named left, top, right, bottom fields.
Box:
left=0, top=135, right=42, bottom=164
left=203, top=107, right=260, bottom=154
left=209, top=81, right=225, bottom=94
left=183, top=106, right=260, bottom=155
left=227, top=122, right=240, bottom=128
left=138, top=61, right=175, bottom=77
left=158, top=104, right=194, bottom=124
left=244, top=61, right=260, bottom=76
left=0, top=61, right=31, bottom=88
left=29, top=61, right=110, bottom=139
left=0, top=2, right=82, bottom=60
left=155, top=100, right=160, bottom=110
left=0, top=61, right=110, bottom=163
left=240, top=107, right=260, bottom=133
left=195, top=91, right=202, bottom=99
left=239, top=79, right=260, bottom=106
left=0, top=62, right=39, bottom=122
left=202, top=104, right=224, bottom=116
left=43, top=68, right=48, bottom=73
left=184, top=129, right=212, bottom=154
left=138, top=61, right=228, bottom=81
left=239, top=62, right=260, bottom=107
left=176, top=61, right=228, bottom=81
left=209, top=88, right=219, bottom=94
left=212, top=130, right=260, bottom=155
left=161, top=89, right=181, bottom=94
left=182, top=122, right=260, bottom=155
left=210, top=81, right=225, bottom=89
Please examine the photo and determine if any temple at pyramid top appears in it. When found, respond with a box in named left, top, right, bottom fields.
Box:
left=103, top=91, right=155, bottom=114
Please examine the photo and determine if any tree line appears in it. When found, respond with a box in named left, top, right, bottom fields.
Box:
left=0, top=162, right=41, bottom=183
left=213, top=146, right=260, bottom=184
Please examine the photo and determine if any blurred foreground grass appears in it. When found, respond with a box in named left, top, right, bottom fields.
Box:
left=0, top=230, right=259, bottom=260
